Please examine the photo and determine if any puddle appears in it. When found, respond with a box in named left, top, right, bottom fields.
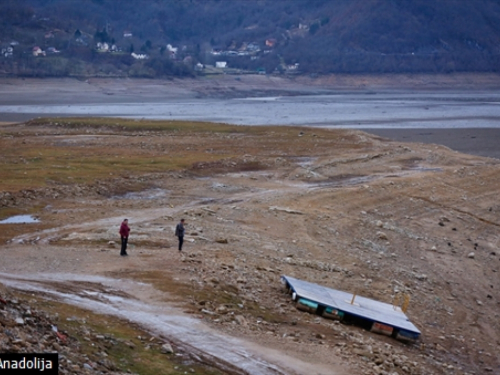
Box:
left=0, top=215, right=40, bottom=224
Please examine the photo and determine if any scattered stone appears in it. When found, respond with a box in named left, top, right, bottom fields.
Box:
left=161, top=342, right=174, bottom=354
left=234, top=315, right=247, bottom=325
left=377, top=231, right=388, bottom=240
left=124, top=340, right=136, bottom=349
left=467, top=252, right=475, bottom=259
left=269, top=206, right=303, bottom=215
left=216, top=305, right=229, bottom=314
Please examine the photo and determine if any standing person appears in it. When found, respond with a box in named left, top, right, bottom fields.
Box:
left=119, top=219, right=130, bottom=256
left=175, top=218, right=186, bottom=252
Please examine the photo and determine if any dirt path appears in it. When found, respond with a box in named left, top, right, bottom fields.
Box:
left=0, top=272, right=341, bottom=375
left=1, top=178, right=351, bottom=374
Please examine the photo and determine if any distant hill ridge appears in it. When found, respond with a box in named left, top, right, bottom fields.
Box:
left=1, top=0, right=499, bottom=77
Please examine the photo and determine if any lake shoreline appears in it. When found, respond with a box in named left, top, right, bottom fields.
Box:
left=2, top=75, right=500, bottom=159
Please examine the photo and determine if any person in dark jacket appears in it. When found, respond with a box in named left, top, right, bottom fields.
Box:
left=119, top=219, right=130, bottom=256
left=175, top=218, right=186, bottom=252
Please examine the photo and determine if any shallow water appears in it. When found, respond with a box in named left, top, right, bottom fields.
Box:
left=1, top=92, right=500, bottom=128
left=0, top=215, right=39, bottom=224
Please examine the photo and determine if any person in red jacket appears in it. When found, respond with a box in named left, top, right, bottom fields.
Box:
left=119, top=219, right=130, bottom=256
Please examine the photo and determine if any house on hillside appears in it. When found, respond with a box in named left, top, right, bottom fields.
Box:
left=96, top=42, right=109, bottom=52
left=32, top=46, right=45, bottom=56
left=123, top=31, right=133, bottom=38
left=1, top=46, right=13, bottom=58
left=265, top=39, right=276, bottom=48
left=167, top=44, right=178, bottom=58
left=215, top=61, right=227, bottom=68
left=247, top=42, right=260, bottom=52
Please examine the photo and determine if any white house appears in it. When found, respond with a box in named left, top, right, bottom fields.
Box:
left=2, top=46, right=13, bottom=57
left=216, top=61, right=227, bottom=68
left=131, top=52, right=148, bottom=60
left=96, top=42, right=109, bottom=51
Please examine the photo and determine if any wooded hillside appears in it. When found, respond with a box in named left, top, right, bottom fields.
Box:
left=1, top=0, right=500, bottom=77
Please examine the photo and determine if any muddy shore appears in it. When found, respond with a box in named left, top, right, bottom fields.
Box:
left=1, top=74, right=500, bottom=160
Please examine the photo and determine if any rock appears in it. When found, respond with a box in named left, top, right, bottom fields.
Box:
left=108, top=241, right=116, bottom=247
left=354, top=348, right=374, bottom=359
left=124, top=341, right=136, bottom=349
left=161, top=342, right=174, bottom=354
left=15, top=317, right=24, bottom=325
left=269, top=206, right=303, bottom=215
left=216, top=238, right=228, bottom=244
left=415, top=274, right=428, bottom=281
left=216, top=305, right=229, bottom=314
left=234, top=315, right=247, bottom=325
left=377, top=231, right=388, bottom=240
left=467, top=252, right=475, bottom=259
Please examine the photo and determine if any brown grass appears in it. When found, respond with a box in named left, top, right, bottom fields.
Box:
left=1, top=117, right=359, bottom=193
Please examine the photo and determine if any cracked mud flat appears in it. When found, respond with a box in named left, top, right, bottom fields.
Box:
left=1, top=76, right=500, bottom=374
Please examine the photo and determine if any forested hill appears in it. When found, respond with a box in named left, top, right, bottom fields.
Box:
left=1, top=0, right=500, bottom=78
